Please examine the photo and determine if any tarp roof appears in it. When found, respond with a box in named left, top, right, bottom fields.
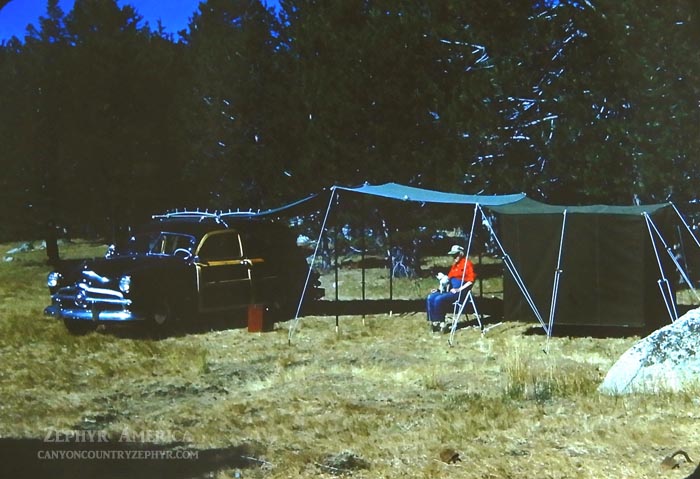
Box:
left=220, top=192, right=324, bottom=218
left=210, top=183, right=670, bottom=220
left=488, top=197, right=672, bottom=215
left=335, top=182, right=526, bottom=206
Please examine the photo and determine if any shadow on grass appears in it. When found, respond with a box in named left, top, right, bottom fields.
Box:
left=0, top=438, right=259, bottom=479
left=304, top=296, right=504, bottom=318
left=103, top=314, right=251, bottom=340
left=523, top=304, right=699, bottom=338
left=524, top=324, right=649, bottom=339
left=88, top=297, right=505, bottom=340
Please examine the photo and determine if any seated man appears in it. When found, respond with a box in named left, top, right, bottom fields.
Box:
left=426, top=244, right=476, bottom=331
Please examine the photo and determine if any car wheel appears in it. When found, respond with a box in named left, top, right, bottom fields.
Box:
left=63, top=319, right=95, bottom=335
left=150, top=297, right=176, bottom=334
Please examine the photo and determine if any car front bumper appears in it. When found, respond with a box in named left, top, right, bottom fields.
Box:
left=44, top=284, right=144, bottom=323
left=44, top=305, right=144, bottom=322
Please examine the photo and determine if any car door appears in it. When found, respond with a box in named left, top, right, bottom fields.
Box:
left=194, top=230, right=252, bottom=312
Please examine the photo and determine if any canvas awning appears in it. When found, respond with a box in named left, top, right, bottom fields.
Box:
left=335, top=182, right=526, bottom=206
left=289, top=182, right=541, bottom=342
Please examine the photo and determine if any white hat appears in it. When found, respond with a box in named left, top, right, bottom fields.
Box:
left=447, top=245, right=465, bottom=255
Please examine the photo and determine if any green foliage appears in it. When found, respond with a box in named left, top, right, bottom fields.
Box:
left=0, top=0, right=697, bottom=240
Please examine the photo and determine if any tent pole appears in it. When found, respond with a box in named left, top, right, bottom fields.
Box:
left=361, top=212, right=366, bottom=326
left=478, top=205, right=548, bottom=333
left=447, top=204, right=480, bottom=346
left=545, top=210, right=567, bottom=353
left=388, top=225, right=393, bottom=315
left=464, top=203, right=477, bottom=257
left=643, top=213, right=679, bottom=322
left=288, top=187, right=337, bottom=344
left=671, top=203, right=700, bottom=289
left=672, top=202, right=700, bottom=250
left=334, top=198, right=340, bottom=334
left=644, top=212, right=700, bottom=304
left=453, top=204, right=479, bottom=318
left=478, top=253, right=483, bottom=298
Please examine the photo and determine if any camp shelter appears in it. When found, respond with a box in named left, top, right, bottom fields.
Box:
left=288, top=183, right=694, bottom=341
left=288, top=183, right=535, bottom=340
left=488, top=198, right=676, bottom=332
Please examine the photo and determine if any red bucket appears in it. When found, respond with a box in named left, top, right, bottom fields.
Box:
left=247, top=304, right=270, bottom=332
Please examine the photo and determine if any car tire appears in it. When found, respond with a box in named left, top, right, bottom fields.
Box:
left=149, top=297, right=176, bottom=335
left=63, top=319, right=95, bottom=335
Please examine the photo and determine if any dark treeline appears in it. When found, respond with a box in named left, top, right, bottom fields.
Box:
left=0, top=0, right=697, bottom=240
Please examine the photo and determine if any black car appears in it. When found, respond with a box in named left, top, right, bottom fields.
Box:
left=44, top=211, right=324, bottom=334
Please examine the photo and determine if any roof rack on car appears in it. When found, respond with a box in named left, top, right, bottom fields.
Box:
left=153, top=209, right=218, bottom=220
left=220, top=208, right=263, bottom=218
left=152, top=208, right=265, bottom=225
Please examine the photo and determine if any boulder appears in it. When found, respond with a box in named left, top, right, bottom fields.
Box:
left=599, top=307, right=700, bottom=395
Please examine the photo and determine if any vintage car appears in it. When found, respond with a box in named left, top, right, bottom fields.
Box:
left=44, top=211, right=324, bottom=334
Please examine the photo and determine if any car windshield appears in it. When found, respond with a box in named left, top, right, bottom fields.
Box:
left=120, top=232, right=196, bottom=256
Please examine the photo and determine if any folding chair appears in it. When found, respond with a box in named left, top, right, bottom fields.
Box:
left=446, top=289, right=483, bottom=346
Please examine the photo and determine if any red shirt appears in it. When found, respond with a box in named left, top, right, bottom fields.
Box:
left=448, top=256, right=476, bottom=283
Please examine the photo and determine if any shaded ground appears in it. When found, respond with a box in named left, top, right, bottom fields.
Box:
left=0, top=439, right=256, bottom=479
left=304, top=296, right=503, bottom=319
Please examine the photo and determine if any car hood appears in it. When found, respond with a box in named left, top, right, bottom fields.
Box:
left=65, top=254, right=185, bottom=282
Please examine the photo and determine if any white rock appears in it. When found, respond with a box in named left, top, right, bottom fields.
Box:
left=599, top=307, right=700, bottom=395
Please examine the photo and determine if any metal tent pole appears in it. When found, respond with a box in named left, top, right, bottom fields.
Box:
left=361, top=210, right=366, bottom=325
left=388, top=226, right=393, bottom=315
left=288, top=188, right=337, bottom=343
left=452, top=204, right=479, bottom=317
left=478, top=205, right=548, bottom=333
left=545, top=210, right=567, bottom=353
left=672, top=203, right=700, bottom=249
left=334, top=196, right=340, bottom=334
left=643, top=212, right=679, bottom=322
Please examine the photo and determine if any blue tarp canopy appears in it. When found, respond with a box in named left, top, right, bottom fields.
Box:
left=209, top=183, right=526, bottom=219
left=334, top=182, right=526, bottom=206
left=220, top=192, right=323, bottom=218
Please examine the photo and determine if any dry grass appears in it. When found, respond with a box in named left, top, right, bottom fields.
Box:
left=320, top=254, right=504, bottom=301
left=1, top=241, right=699, bottom=478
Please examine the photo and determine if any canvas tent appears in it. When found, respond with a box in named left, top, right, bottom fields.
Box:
left=288, top=182, right=696, bottom=342
left=488, top=199, right=677, bottom=332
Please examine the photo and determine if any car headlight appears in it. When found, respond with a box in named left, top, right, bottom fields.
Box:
left=119, top=275, right=131, bottom=294
left=47, top=272, right=62, bottom=288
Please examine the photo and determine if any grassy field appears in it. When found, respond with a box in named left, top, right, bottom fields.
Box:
left=1, top=241, right=700, bottom=478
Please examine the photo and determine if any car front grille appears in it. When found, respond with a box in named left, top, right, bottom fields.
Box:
left=52, top=282, right=131, bottom=311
